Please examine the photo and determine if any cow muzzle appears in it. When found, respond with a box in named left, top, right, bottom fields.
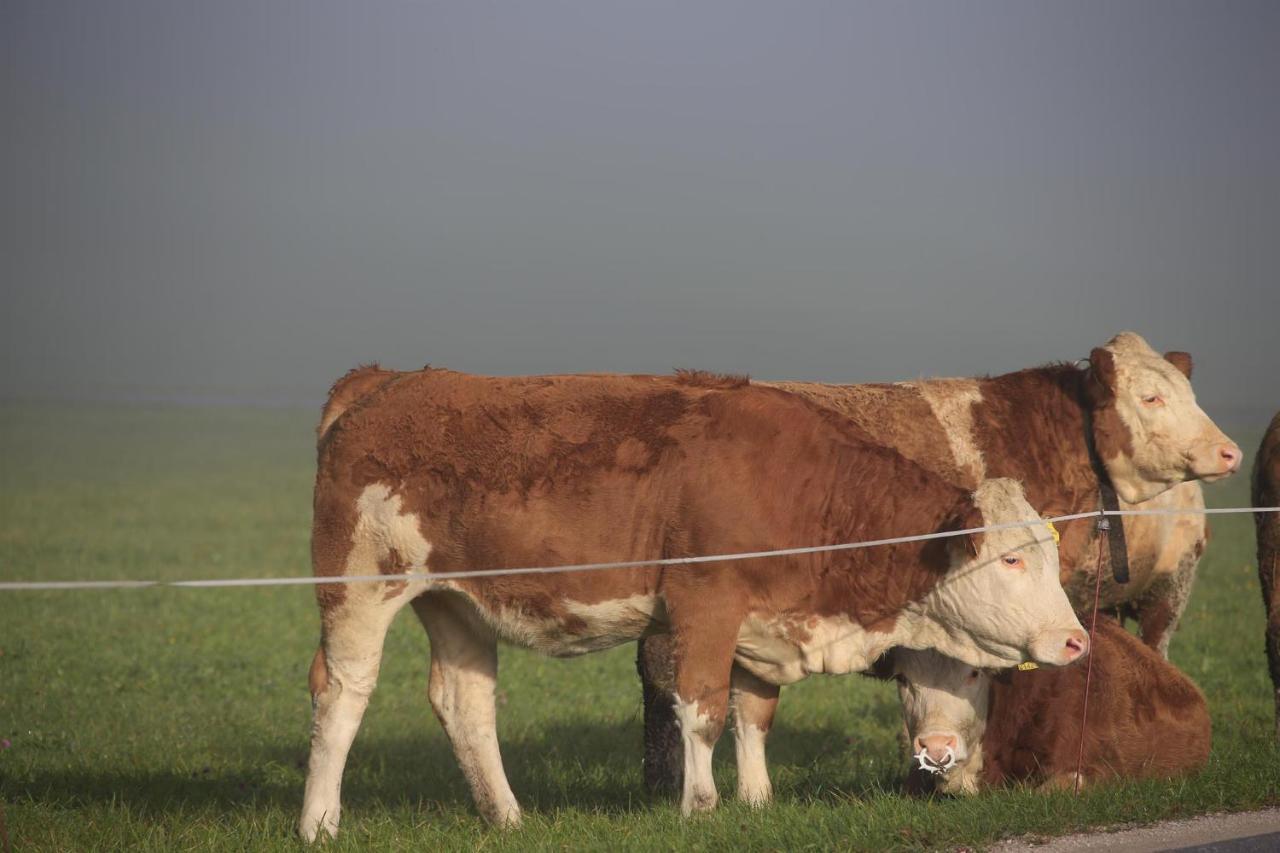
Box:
left=1028, top=628, right=1090, bottom=666
left=913, top=733, right=960, bottom=775
left=1189, top=440, right=1243, bottom=481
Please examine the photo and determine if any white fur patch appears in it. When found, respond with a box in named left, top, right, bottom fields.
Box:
left=912, top=479, right=1084, bottom=669
left=732, top=613, right=890, bottom=685
left=674, top=697, right=719, bottom=814
left=911, top=379, right=986, bottom=484
left=464, top=594, right=660, bottom=657
left=733, top=722, right=772, bottom=805
left=1100, top=332, right=1235, bottom=502
left=342, top=484, right=433, bottom=603
left=894, top=647, right=989, bottom=793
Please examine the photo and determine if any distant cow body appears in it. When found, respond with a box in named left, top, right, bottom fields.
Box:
left=298, top=369, right=1087, bottom=840
left=638, top=332, right=1234, bottom=791
left=1253, top=411, right=1280, bottom=740
left=893, top=617, right=1211, bottom=794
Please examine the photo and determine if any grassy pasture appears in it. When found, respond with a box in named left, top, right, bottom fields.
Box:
left=1, top=403, right=1277, bottom=851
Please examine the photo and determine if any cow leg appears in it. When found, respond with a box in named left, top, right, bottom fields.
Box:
left=1260, top=547, right=1280, bottom=742
left=637, top=635, right=685, bottom=795
left=300, top=594, right=409, bottom=841
left=730, top=664, right=778, bottom=806
left=1136, top=549, right=1200, bottom=658
left=413, top=593, right=521, bottom=826
left=668, top=605, right=741, bottom=815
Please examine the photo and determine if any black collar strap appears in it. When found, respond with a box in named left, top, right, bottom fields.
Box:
left=1081, top=372, right=1130, bottom=585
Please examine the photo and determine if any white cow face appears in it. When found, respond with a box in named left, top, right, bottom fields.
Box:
left=1087, top=332, right=1241, bottom=503
left=916, top=479, right=1088, bottom=669
left=893, top=648, right=988, bottom=795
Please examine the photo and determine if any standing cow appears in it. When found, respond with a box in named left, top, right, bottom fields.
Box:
left=298, top=371, right=1088, bottom=840
left=638, top=332, right=1235, bottom=791
left=892, top=617, right=1211, bottom=794
left=1253, top=411, right=1280, bottom=740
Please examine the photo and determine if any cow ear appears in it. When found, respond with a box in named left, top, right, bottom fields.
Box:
left=1085, top=347, right=1117, bottom=404
left=1164, top=351, right=1193, bottom=379
left=943, top=502, right=985, bottom=559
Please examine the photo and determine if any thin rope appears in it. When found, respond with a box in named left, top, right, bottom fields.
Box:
left=2, top=506, right=1277, bottom=592
left=1074, top=512, right=1109, bottom=795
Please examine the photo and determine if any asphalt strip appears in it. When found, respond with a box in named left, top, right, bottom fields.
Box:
left=990, top=808, right=1280, bottom=853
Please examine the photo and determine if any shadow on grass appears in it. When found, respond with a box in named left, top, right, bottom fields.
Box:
left=3, top=719, right=907, bottom=819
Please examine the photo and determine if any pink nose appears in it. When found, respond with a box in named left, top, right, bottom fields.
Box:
left=915, top=733, right=958, bottom=765
left=1063, top=631, right=1089, bottom=662
left=1217, top=443, right=1242, bottom=473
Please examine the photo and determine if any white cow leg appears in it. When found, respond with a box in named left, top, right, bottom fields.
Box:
left=299, top=599, right=403, bottom=842
left=674, top=694, right=723, bottom=814
left=666, top=596, right=741, bottom=816
left=414, top=594, right=521, bottom=827
left=730, top=665, right=778, bottom=806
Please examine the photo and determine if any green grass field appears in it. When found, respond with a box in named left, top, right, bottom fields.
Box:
left=2, top=403, right=1277, bottom=851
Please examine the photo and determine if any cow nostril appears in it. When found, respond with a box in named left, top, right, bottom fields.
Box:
left=1220, top=446, right=1241, bottom=468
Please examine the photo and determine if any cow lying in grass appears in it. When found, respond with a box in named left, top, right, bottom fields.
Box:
left=892, top=616, right=1210, bottom=795
left=299, top=371, right=1087, bottom=840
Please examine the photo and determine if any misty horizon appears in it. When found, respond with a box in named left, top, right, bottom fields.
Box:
left=4, top=2, right=1278, bottom=420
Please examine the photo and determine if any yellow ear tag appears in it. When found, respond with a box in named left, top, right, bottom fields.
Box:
left=1017, top=661, right=1039, bottom=671
left=1044, top=520, right=1060, bottom=544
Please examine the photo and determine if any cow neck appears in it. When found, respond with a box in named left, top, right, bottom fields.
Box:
left=974, top=364, right=1128, bottom=583
left=973, top=365, right=1096, bottom=512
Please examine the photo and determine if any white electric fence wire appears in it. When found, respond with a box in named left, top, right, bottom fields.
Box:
left=2, top=506, right=1277, bottom=592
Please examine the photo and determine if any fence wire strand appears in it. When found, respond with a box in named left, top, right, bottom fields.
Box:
left=3, top=506, right=1276, bottom=592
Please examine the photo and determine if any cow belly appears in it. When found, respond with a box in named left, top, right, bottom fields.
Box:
left=733, top=613, right=888, bottom=686
left=451, top=590, right=661, bottom=657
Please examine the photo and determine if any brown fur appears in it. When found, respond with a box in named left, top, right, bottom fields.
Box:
left=979, top=617, right=1211, bottom=787
left=1164, top=351, right=1194, bottom=380
left=1252, top=410, right=1280, bottom=740
left=312, top=369, right=982, bottom=628
left=673, top=368, right=750, bottom=389
left=317, top=364, right=401, bottom=441
left=308, top=646, right=328, bottom=699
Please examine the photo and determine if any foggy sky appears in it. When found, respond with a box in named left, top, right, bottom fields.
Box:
left=3, top=1, right=1278, bottom=419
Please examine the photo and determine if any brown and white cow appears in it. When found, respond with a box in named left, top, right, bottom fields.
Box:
left=638, top=332, right=1235, bottom=791
left=298, top=370, right=1087, bottom=840
left=892, top=616, right=1211, bottom=794
left=1252, top=410, right=1280, bottom=740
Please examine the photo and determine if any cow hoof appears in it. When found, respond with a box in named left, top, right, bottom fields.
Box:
left=737, top=784, right=772, bottom=808
left=482, top=803, right=523, bottom=829
left=1039, top=771, right=1084, bottom=792
left=681, top=789, right=719, bottom=815
left=298, top=813, right=339, bottom=843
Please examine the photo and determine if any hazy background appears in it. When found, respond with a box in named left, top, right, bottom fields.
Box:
left=3, top=1, right=1278, bottom=421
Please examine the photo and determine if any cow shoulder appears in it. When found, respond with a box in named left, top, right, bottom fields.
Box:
left=762, top=380, right=961, bottom=484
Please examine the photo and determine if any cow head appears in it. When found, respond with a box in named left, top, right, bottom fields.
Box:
left=914, top=479, right=1088, bottom=669
left=1086, top=332, right=1240, bottom=504
left=893, top=647, right=988, bottom=796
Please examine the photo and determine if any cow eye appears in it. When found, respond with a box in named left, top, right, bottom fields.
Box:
left=1001, top=554, right=1025, bottom=569
left=1141, top=394, right=1163, bottom=406
left=968, top=670, right=980, bottom=680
